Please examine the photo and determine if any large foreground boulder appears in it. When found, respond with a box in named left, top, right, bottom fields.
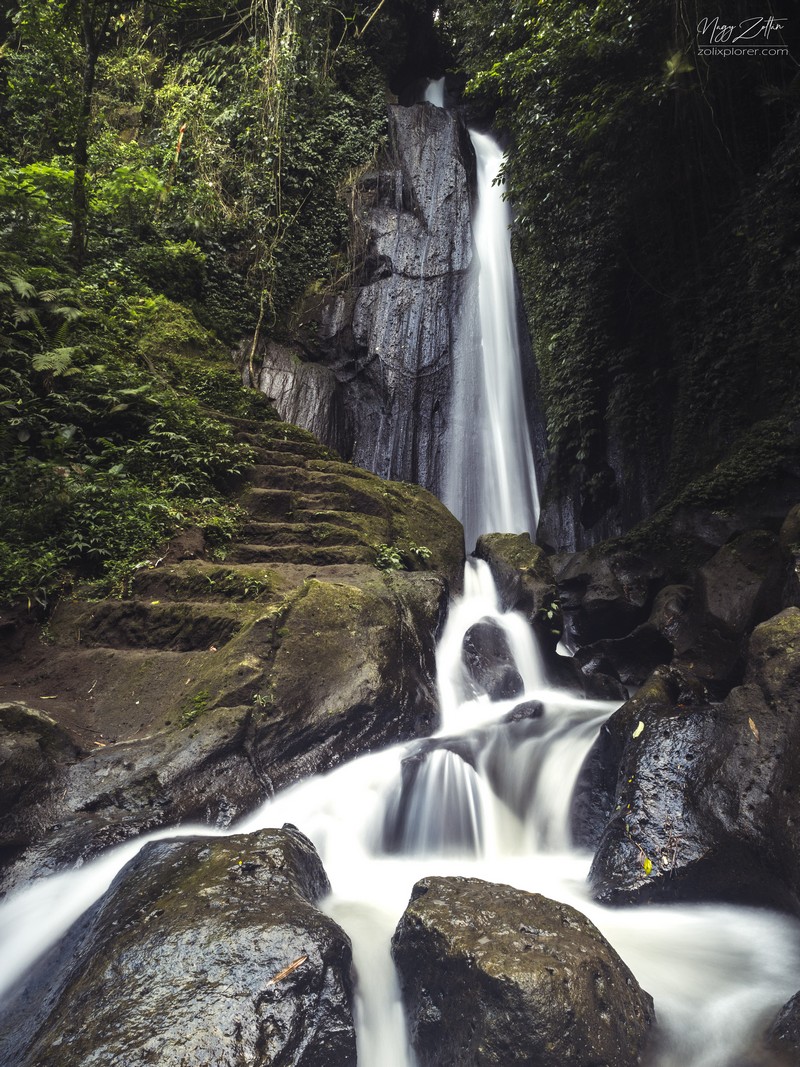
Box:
left=0, top=827, right=355, bottom=1066
left=392, top=876, right=654, bottom=1067
left=586, top=608, right=800, bottom=911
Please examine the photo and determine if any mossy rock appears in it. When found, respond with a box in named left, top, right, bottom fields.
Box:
left=474, top=532, right=555, bottom=621
left=1, top=828, right=356, bottom=1067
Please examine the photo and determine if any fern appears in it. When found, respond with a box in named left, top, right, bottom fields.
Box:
left=9, top=274, right=36, bottom=300
left=31, top=347, right=79, bottom=376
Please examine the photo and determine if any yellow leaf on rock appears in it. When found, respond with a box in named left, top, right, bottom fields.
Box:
left=748, top=718, right=760, bottom=743
left=632, top=720, right=645, bottom=739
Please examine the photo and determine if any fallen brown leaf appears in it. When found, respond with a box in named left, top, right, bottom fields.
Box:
left=268, top=955, right=308, bottom=986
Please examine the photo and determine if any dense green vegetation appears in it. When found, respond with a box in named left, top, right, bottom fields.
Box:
left=443, top=0, right=800, bottom=535
left=3, top=0, right=797, bottom=602
left=0, top=0, right=432, bottom=605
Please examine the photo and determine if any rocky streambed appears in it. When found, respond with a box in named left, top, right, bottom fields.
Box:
left=3, top=437, right=800, bottom=1063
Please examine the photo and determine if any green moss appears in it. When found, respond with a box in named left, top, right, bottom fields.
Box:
left=180, top=689, right=210, bottom=727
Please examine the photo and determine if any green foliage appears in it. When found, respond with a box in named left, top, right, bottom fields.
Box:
left=375, top=541, right=432, bottom=570
left=0, top=254, right=255, bottom=605
left=375, top=542, right=404, bottom=570
left=0, top=0, right=415, bottom=607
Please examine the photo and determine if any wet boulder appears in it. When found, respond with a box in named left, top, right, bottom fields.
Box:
left=555, top=549, right=664, bottom=647
left=765, top=991, right=800, bottom=1063
left=462, top=618, right=524, bottom=700
left=0, top=704, right=81, bottom=871
left=780, top=504, right=800, bottom=608
left=568, top=584, right=691, bottom=695
left=567, top=530, right=787, bottom=696
left=0, top=568, right=450, bottom=896
left=0, top=827, right=355, bottom=1067
left=695, top=530, right=785, bottom=637
left=502, top=699, right=545, bottom=723
left=392, top=876, right=655, bottom=1067
left=672, top=529, right=787, bottom=690
left=571, top=664, right=706, bottom=852
left=587, top=609, right=800, bottom=911
left=474, top=533, right=557, bottom=628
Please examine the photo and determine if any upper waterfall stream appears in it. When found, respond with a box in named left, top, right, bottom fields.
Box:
left=442, top=122, right=539, bottom=552
left=1, top=88, right=799, bottom=1066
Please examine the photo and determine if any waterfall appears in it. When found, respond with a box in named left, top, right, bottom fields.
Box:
left=2, top=86, right=800, bottom=1067
left=442, top=126, right=539, bottom=551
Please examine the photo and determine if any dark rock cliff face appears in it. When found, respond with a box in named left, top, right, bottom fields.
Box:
left=0, top=827, right=356, bottom=1067
left=254, top=101, right=474, bottom=498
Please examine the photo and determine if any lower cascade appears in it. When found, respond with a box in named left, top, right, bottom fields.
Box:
left=1, top=563, right=799, bottom=1064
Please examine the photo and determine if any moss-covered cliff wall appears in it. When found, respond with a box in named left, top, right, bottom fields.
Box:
left=442, top=0, right=800, bottom=550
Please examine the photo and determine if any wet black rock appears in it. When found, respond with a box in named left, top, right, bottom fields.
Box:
left=392, top=875, right=655, bottom=1067
left=462, top=618, right=524, bottom=700
left=0, top=703, right=81, bottom=871
left=586, top=609, right=800, bottom=911
left=780, top=504, right=800, bottom=608
left=502, top=699, right=545, bottom=723
left=1, top=569, right=451, bottom=897
left=555, top=549, right=664, bottom=647
left=672, top=529, right=787, bottom=690
left=571, top=664, right=706, bottom=852
left=473, top=533, right=557, bottom=626
left=0, top=826, right=355, bottom=1067
left=765, top=991, right=800, bottom=1062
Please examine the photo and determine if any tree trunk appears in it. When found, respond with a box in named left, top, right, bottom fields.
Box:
left=68, top=41, right=97, bottom=270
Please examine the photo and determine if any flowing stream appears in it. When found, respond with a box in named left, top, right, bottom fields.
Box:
left=1, top=88, right=800, bottom=1065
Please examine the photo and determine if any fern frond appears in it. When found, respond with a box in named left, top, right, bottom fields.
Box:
left=31, top=347, right=79, bottom=376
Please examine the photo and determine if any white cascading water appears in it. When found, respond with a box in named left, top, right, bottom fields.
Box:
left=2, top=83, right=800, bottom=1067
left=435, top=81, right=538, bottom=552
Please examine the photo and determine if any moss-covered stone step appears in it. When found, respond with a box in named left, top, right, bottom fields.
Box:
left=131, top=563, right=286, bottom=603
left=227, top=543, right=374, bottom=566
left=245, top=465, right=304, bottom=490
left=293, top=492, right=356, bottom=512
left=247, top=449, right=313, bottom=468
left=50, top=600, right=255, bottom=652
left=245, top=470, right=394, bottom=519
left=240, top=521, right=366, bottom=548
left=266, top=438, right=333, bottom=458
left=247, top=464, right=309, bottom=492
left=304, top=459, right=377, bottom=479
left=241, top=488, right=296, bottom=519
left=292, top=509, right=387, bottom=534
left=233, top=423, right=330, bottom=451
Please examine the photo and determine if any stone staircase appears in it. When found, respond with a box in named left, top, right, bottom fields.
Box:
left=0, top=412, right=463, bottom=748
